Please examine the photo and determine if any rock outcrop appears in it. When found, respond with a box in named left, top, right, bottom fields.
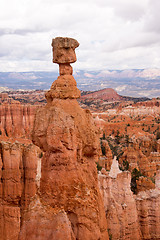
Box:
left=81, top=88, right=123, bottom=101
left=99, top=158, right=160, bottom=240
left=119, top=144, right=156, bottom=177
left=109, top=156, right=122, bottom=178
left=99, top=159, right=142, bottom=240
left=0, top=141, right=40, bottom=240
left=19, top=37, right=108, bottom=240
left=99, top=140, right=113, bottom=171
left=0, top=104, right=38, bottom=138
left=136, top=176, right=155, bottom=192
left=136, top=170, right=160, bottom=239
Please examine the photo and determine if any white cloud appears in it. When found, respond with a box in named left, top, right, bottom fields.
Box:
left=115, top=85, right=127, bottom=92
left=0, top=0, right=160, bottom=72
left=144, top=0, right=160, bottom=33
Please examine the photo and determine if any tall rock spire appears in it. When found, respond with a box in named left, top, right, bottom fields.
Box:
left=45, top=37, right=80, bottom=102
left=19, top=37, right=108, bottom=240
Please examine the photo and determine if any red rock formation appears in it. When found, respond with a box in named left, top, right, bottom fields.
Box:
left=0, top=141, right=40, bottom=240
left=81, top=88, right=123, bottom=101
left=137, top=136, right=154, bottom=157
left=136, top=170, right=160, bottom=239
left=119, top=144, right=156, bottom=177
left=2, top=37, right=160, bottom=240
left=136, top=176, right=155, bottom=192
left=99, top=158, right=142, bottom=240
left=51, top=37, right=79, bottom=64
left=134, top=99, right=160, bottom=108
left=0, top=93, right=8, bottom=100
left=99, top=140, right=113, bottom=171
left=19, top=37, right=108, bottom=240
left=157, top=139, right=160, bottom=153
left=0, top=104, right=38, bottom=138
left=99, top=159, right=160, bottom=240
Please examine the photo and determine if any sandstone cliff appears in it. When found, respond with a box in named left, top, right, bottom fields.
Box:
left=0, top=104, right=38, bottom=138
left=119, top=144, right=156, bottom=178
left=135, top=170, right=160, bottom=240
left=0, top=141, right=40, bottom=240
left=99, top=158, right=142, bottom=240
left=99, top=158, right=160, bottom=240
left=99, top=140, right=113, bottom=171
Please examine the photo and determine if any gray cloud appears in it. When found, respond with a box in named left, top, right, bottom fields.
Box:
left=0, top=0, right=159, bottom=72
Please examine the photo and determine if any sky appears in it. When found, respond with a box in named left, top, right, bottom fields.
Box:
left=0, top=0, right=160, bottom=72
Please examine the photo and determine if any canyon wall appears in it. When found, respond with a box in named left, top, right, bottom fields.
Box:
left=99, top=159, right=160, bottom=240
left=135, top=169, right=160, bottom=240
left=99, top=158, right=142, bottom=240
left=0, top=141, right=40, bottom=240
left=1, top=139, right=159, bottom=239
left=0, top=103, right=38, bottom=138
left=99, top=140, right=113, bottom=171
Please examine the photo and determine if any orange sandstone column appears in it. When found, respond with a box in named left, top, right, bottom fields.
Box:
left=19, top=37, right=109, bottom=240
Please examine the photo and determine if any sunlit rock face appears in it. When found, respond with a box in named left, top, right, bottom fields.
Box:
left=99, top=158, right=160, bottom=240
left=98, top=140, right=113, bottom=171
left=136, top=171, right=160, bottom=240
left=19, top=37, right=109, bottom=240
left=51, top=37, right=79, bottom=64
left=119, top=144, right=156, bottom=178
left=0, top=103, right=37, bottom=138
left=99, top=158, right=142, bottom=240
left=0, top=141, right=40, bottom=240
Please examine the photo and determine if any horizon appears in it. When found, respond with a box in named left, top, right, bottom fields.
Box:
left=0, top=66, right=160, bottom=73
left=0, top=68, right=160, bottom=98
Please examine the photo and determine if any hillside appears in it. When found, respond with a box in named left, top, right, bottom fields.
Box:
left=81, top=88, right=123, bottom=101
left=79, top=88, right=149, bottom=112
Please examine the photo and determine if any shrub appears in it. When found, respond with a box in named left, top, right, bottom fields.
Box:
left=100, top=140, right=106, bottom=155
left=125, top=134, right=129, bottom=145
left=39, top=152, right=43, bottom=158
left=107, top=229, right=112, bottom=240
left=96, top=162, right=102, bottom=172
left=156, top=131, right=160, bottom=140
left=131, top=168, right=142, bottom=194
left=122, top=160, right=129, bottom=171
left=101, top=145, right=106, bottom=155
left=102, top=132, right=106, bottom=140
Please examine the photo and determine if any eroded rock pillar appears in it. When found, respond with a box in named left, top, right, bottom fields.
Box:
left=19, top=37, right=108, bottom=240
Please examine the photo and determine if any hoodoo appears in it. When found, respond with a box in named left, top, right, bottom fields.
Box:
left=19, top=37, right=108, bottom=239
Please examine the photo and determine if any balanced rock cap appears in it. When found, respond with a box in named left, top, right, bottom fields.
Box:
left=51, top=37, right=79, bottom=64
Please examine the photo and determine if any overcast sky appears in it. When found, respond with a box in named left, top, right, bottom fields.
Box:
left=0, top=0, right=160, bottom=72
